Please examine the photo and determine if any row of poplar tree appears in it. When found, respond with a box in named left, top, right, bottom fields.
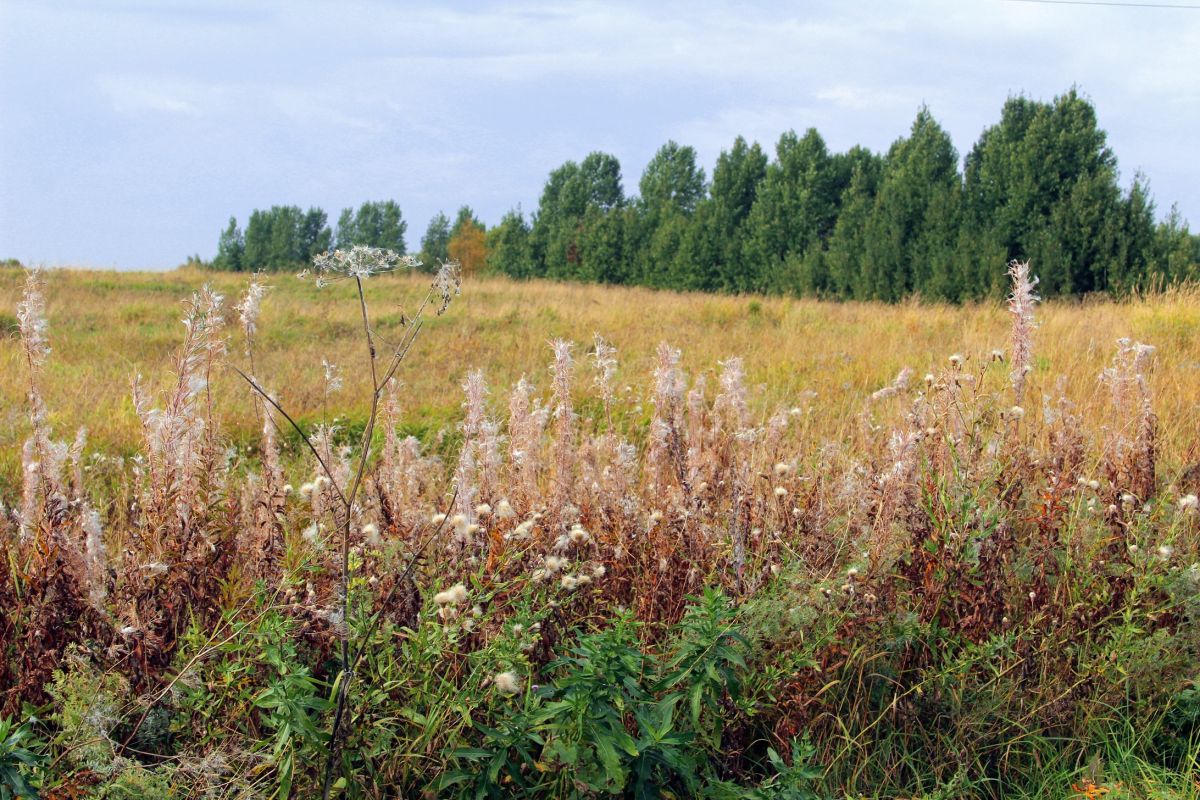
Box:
left=213, top=90, right=1198, bottom=300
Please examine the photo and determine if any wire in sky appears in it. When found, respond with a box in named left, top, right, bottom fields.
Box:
left=1003, top=0, right=1200, bottom=8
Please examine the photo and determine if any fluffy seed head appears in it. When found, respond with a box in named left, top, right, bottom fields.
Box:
left=496, top=498, right=516, bottom=519
left=493, top=671, right=521, bottom=694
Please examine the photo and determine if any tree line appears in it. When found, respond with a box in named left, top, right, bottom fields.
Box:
left=490, top=90, right=1196, bottom=300
left=212, top=200, right=489, bottom=277
left=211, top=90, right=1198, bottom=300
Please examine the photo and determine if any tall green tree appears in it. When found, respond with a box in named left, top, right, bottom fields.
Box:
left=451, top=205, right=483, bottom=238
left=238, top=205, right=331, bottom=270
left=1154, top=205, right=1199, bottom=284
left=267, top=206, right=304, bottom=266
left=487, top=209, right=533, bottom=278
left=634, top=141, right=706, bottom=287
left=214, top=216, right=244, bottom=272
left=336, top=201, right=406, bottom=252
left=420, top=211, right=452, bottom=270
left=1108, top=175, right=1157, bottom=292
left=824, top=165, right=877, bottom=299
left=242, top=209, right=273, bottom=270
left=741, top=128, right=840, bottom=294
left=860, top=108, right=962, bottom=301
left=531, top=152, right=626, bottom=281
left=335, top=208, right=357, bottom=250
left=690, top=136, right=768, bottom=292
left=530, top=161, right=579, bottom=277
left=963, top=89, right=1123, bottom=296
left=300, top=207, right=332, bottom=259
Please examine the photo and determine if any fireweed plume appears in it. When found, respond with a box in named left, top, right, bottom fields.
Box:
left=132, top=285, right=227, bottom=547
left=4, top=260, right=1200, bottom=796
left=1007, top=259, right=1039, bottom=408
left=646, top=342, right=686, bottom=494
left=1101, top=338, right=1158, bottom=501
left=233, top=275, right=268, bottom=359
left=869, top=366, right=913, bottom=403
left=377, top=384, right=440, bottom=532
left=591, top=333, right=618, bottom=424
left=506, top=376, right=548, bottom=510
left=17, top=269, right=62, bottom=541
left=549, top=339, right=576, bottom=509
left=451, top=369, right=490, bottom=545
left=235, top=278, right=286, bottom=576
left=5, top=270, right=112, bottom=712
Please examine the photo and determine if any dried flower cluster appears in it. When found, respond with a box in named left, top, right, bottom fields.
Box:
left=2, top=258, right=1194, bottom=799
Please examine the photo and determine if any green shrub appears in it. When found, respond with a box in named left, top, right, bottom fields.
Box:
left=0, top=716, right=43, bottom=800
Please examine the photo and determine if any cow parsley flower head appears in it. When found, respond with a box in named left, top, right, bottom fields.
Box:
left=308, top=245, right=415, bottom=286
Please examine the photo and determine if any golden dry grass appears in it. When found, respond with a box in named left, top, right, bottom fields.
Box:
left=2, top=266, right=1199, bottom=488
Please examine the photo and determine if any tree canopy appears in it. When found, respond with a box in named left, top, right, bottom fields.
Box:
left=211, top=90, right=1198, bottom=297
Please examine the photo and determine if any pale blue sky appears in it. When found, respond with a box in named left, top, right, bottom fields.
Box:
left=1, top=0, right=1197, bottom=270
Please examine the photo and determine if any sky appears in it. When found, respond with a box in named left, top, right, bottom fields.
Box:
left=1, top=0, right=1197, bottom=270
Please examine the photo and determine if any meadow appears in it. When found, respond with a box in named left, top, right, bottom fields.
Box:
left=1, top=260, right=1199, bottom=798
left=3, top=267, right=1199, bottom=486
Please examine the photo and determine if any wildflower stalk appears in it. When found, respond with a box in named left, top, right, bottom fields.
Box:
left=1007, top=259, right=1038, bottom=410
left=234, top=247, right=460, bottom=798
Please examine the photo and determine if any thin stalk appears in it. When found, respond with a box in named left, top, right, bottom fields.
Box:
left=321, top=275, right=438, bottom=798
left=228, top=364, right=350, bottom=510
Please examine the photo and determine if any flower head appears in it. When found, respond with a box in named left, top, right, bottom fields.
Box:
left=493, top=670, right=522, bottom=695
left=309, top=245, right=415, bottom=285
left=496, top=498, right=516, bottom=519
left=435, top=582, right=469, bottom=606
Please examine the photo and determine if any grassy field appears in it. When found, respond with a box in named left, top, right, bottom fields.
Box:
left=3, top=266, right=1199, bottom=487
left=2, top=263, right=1200, bottom=798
